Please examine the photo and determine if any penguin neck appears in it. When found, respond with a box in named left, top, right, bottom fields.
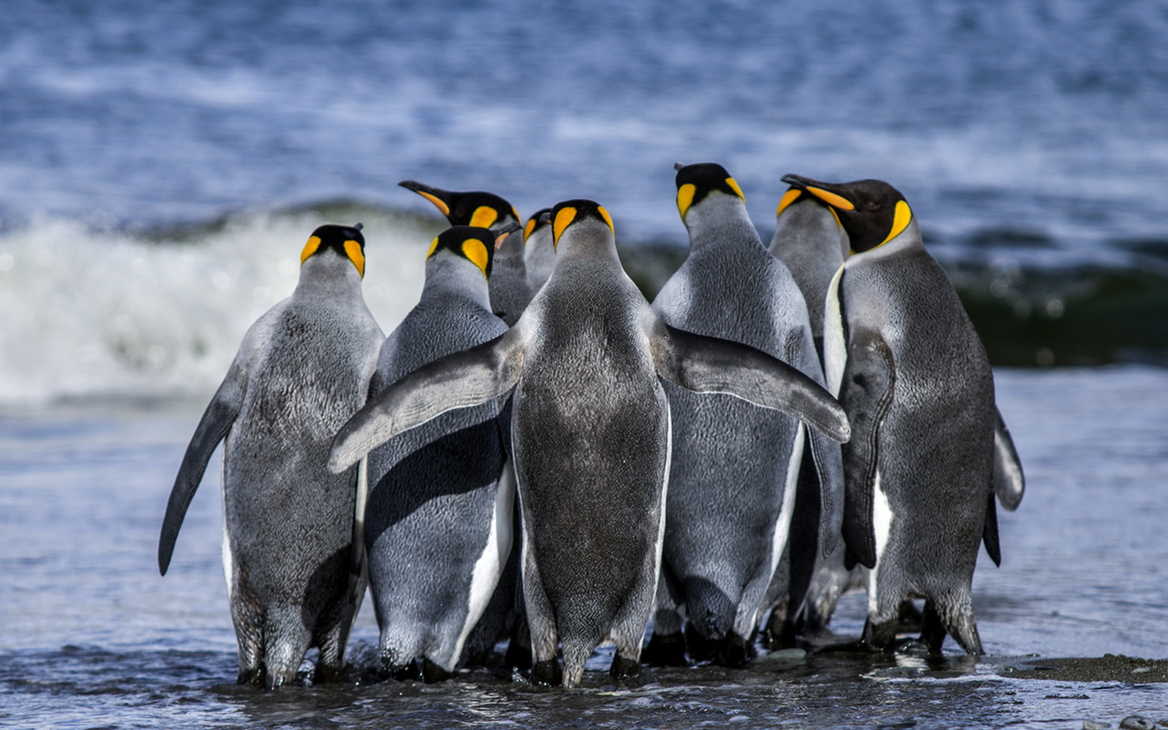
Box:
left=772, top=200, right=849, bottom=265
left=493, top=231, right=524, bottom=266
left=294, top=254, right=363, bottom=301
left=527, top=229, right=552, bottom=254
left=846, top=219, right=925, bottom=267
left=685, top=196, right=764, bottom=255
left=421, top=254, right=490, bottom=309
left=555, top=222, right=621, bottom=267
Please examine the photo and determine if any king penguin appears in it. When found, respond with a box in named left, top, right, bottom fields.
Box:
left=158, top=223, right=383, bottom=689
left=522, top=208, right=555, bottom=294
left=326, top=199, right=851, bottom=687
left=399, top=180, right=532, bottom=325
left=782, top=174, right=1024, bottom=654
left=764, top=183, right=856, bottom=640
left=362, top=225, right=514, bottom=681
left=645, top=163, right=844, bottom=667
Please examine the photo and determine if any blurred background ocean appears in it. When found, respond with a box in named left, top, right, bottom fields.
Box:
left=3, top=2, right=1168, bottom=726
left=2, top=0, right=1167, bottom=404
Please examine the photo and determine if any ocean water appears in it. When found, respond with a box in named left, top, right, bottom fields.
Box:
left=2, top=1, right=1167, bottom=727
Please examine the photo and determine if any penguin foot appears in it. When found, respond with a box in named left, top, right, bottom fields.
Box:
left=760, top=619, right=799, bottom=651
left=717, top=633, right=757, bottom=668
left=861, top=618, right=899, bottom=653
left=642, top=632, right=688, bottom=667
left=419, top=657, right=452, bottom=683
left=237, top=666, right=265, bottom=687
left=609, top=655, right=642, bottom=680
left=531, top=659, right=562, bottom=687
left=683, top=625, right=723, bottom=665
left=504, top=639, right=532, bottom=671
left=313, top=661, right=346, bottom=684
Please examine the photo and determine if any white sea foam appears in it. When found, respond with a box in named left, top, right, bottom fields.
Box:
left=0, top=211, right=441, bottom=405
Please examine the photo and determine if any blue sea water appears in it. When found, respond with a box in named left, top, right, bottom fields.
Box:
left=2, top=2, right=1168, bottom=727
left=2, top=0, right=1167, bottom=248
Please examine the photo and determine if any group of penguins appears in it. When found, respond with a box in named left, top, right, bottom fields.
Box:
left=158, top=162, right=1026, bottom=690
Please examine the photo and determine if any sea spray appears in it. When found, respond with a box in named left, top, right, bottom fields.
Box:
left=0, top=207, right=443, bottom=404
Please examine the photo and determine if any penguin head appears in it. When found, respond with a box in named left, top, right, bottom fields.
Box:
left=780, top=175, right=914, bottom=254
left=550, top=199, right=614, bottom=249
left=299, top=223, right=366, bottom=278
left=524, top=208, right=552, bottom=243
left=425, top=225, right=495, bottom=279
left=399, top=180, right=520, bottom=232
left=674, top=162, right=746, bottom=223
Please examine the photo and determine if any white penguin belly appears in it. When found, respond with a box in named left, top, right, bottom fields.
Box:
left=449, top=463, right=515, bottom=666
left=220, top=465, right=234, bottom=600
left=738, top=422, right=804, bottom=636
left=823, top=264, right=847, bottom=397
left=651, top=400, right=673, bottom=589
left=866, top=471, right=894, bottom=614
left=221, top=523, right=234, bottom=600
left=767, top=423, right=805, bottom=583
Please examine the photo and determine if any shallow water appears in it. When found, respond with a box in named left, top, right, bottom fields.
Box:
left=2, top=366, right=1166, bottom=727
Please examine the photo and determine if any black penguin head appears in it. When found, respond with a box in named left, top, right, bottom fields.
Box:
left=524, top=208, right=552, bottom=242
left=780, top=175, right=914, bottom=254
left=674, top=162, right=746, bottom=221
left=299, top=223, right=366, bottom=277
left=425, top=225, right=495, bottom=279
left=550, top=199, right=614, bottom=248
left=399, top=180, right=520, bottom=231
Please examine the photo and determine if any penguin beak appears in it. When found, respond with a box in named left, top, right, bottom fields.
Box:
left=780, top=175, right=857, bottom=212
left=399, top=180, right=454, bottom=218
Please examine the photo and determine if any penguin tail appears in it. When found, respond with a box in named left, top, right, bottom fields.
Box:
left=560, top=638, right=592, bottom=689
left=262, top=611, right=311, bottom=690
left=924, top=592, right=984, bottom=656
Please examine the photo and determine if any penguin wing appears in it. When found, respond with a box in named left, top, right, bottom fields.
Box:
left=328, top=330, right=526, bottom=474
left=649, top=319, right=851, bottom=443
left=838, top=328, right=896, bottom=571
left=807, top=424, right=845, bottom=560
left=992, top=407, right=1025, bottom=511
left=158, top=361, right=246, bottom=575
left=982, top=487, right=1002, bottom=567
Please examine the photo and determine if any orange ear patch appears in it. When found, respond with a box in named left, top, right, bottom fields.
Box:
left=553, top=207, right=577, bottom=245
left=776, top=189, right=802, bottom=216
left=300, top=235, right=322, bottom=263
left=343, top=239, right=365, bottom=277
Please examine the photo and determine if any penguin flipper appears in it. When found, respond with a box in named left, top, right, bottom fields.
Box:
left=328, top=330, right=526, bottom=473
left=806, top=427, right=845, bottom=561
left=650, top=320, right=851, bottom=443
left=158, top=361, right=245, bottom=575
left=982, top=487, right=1002, bottom=567
left=839, top=329, right=896, bottom=570
left=992, top=407, right=1025, bottom=511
